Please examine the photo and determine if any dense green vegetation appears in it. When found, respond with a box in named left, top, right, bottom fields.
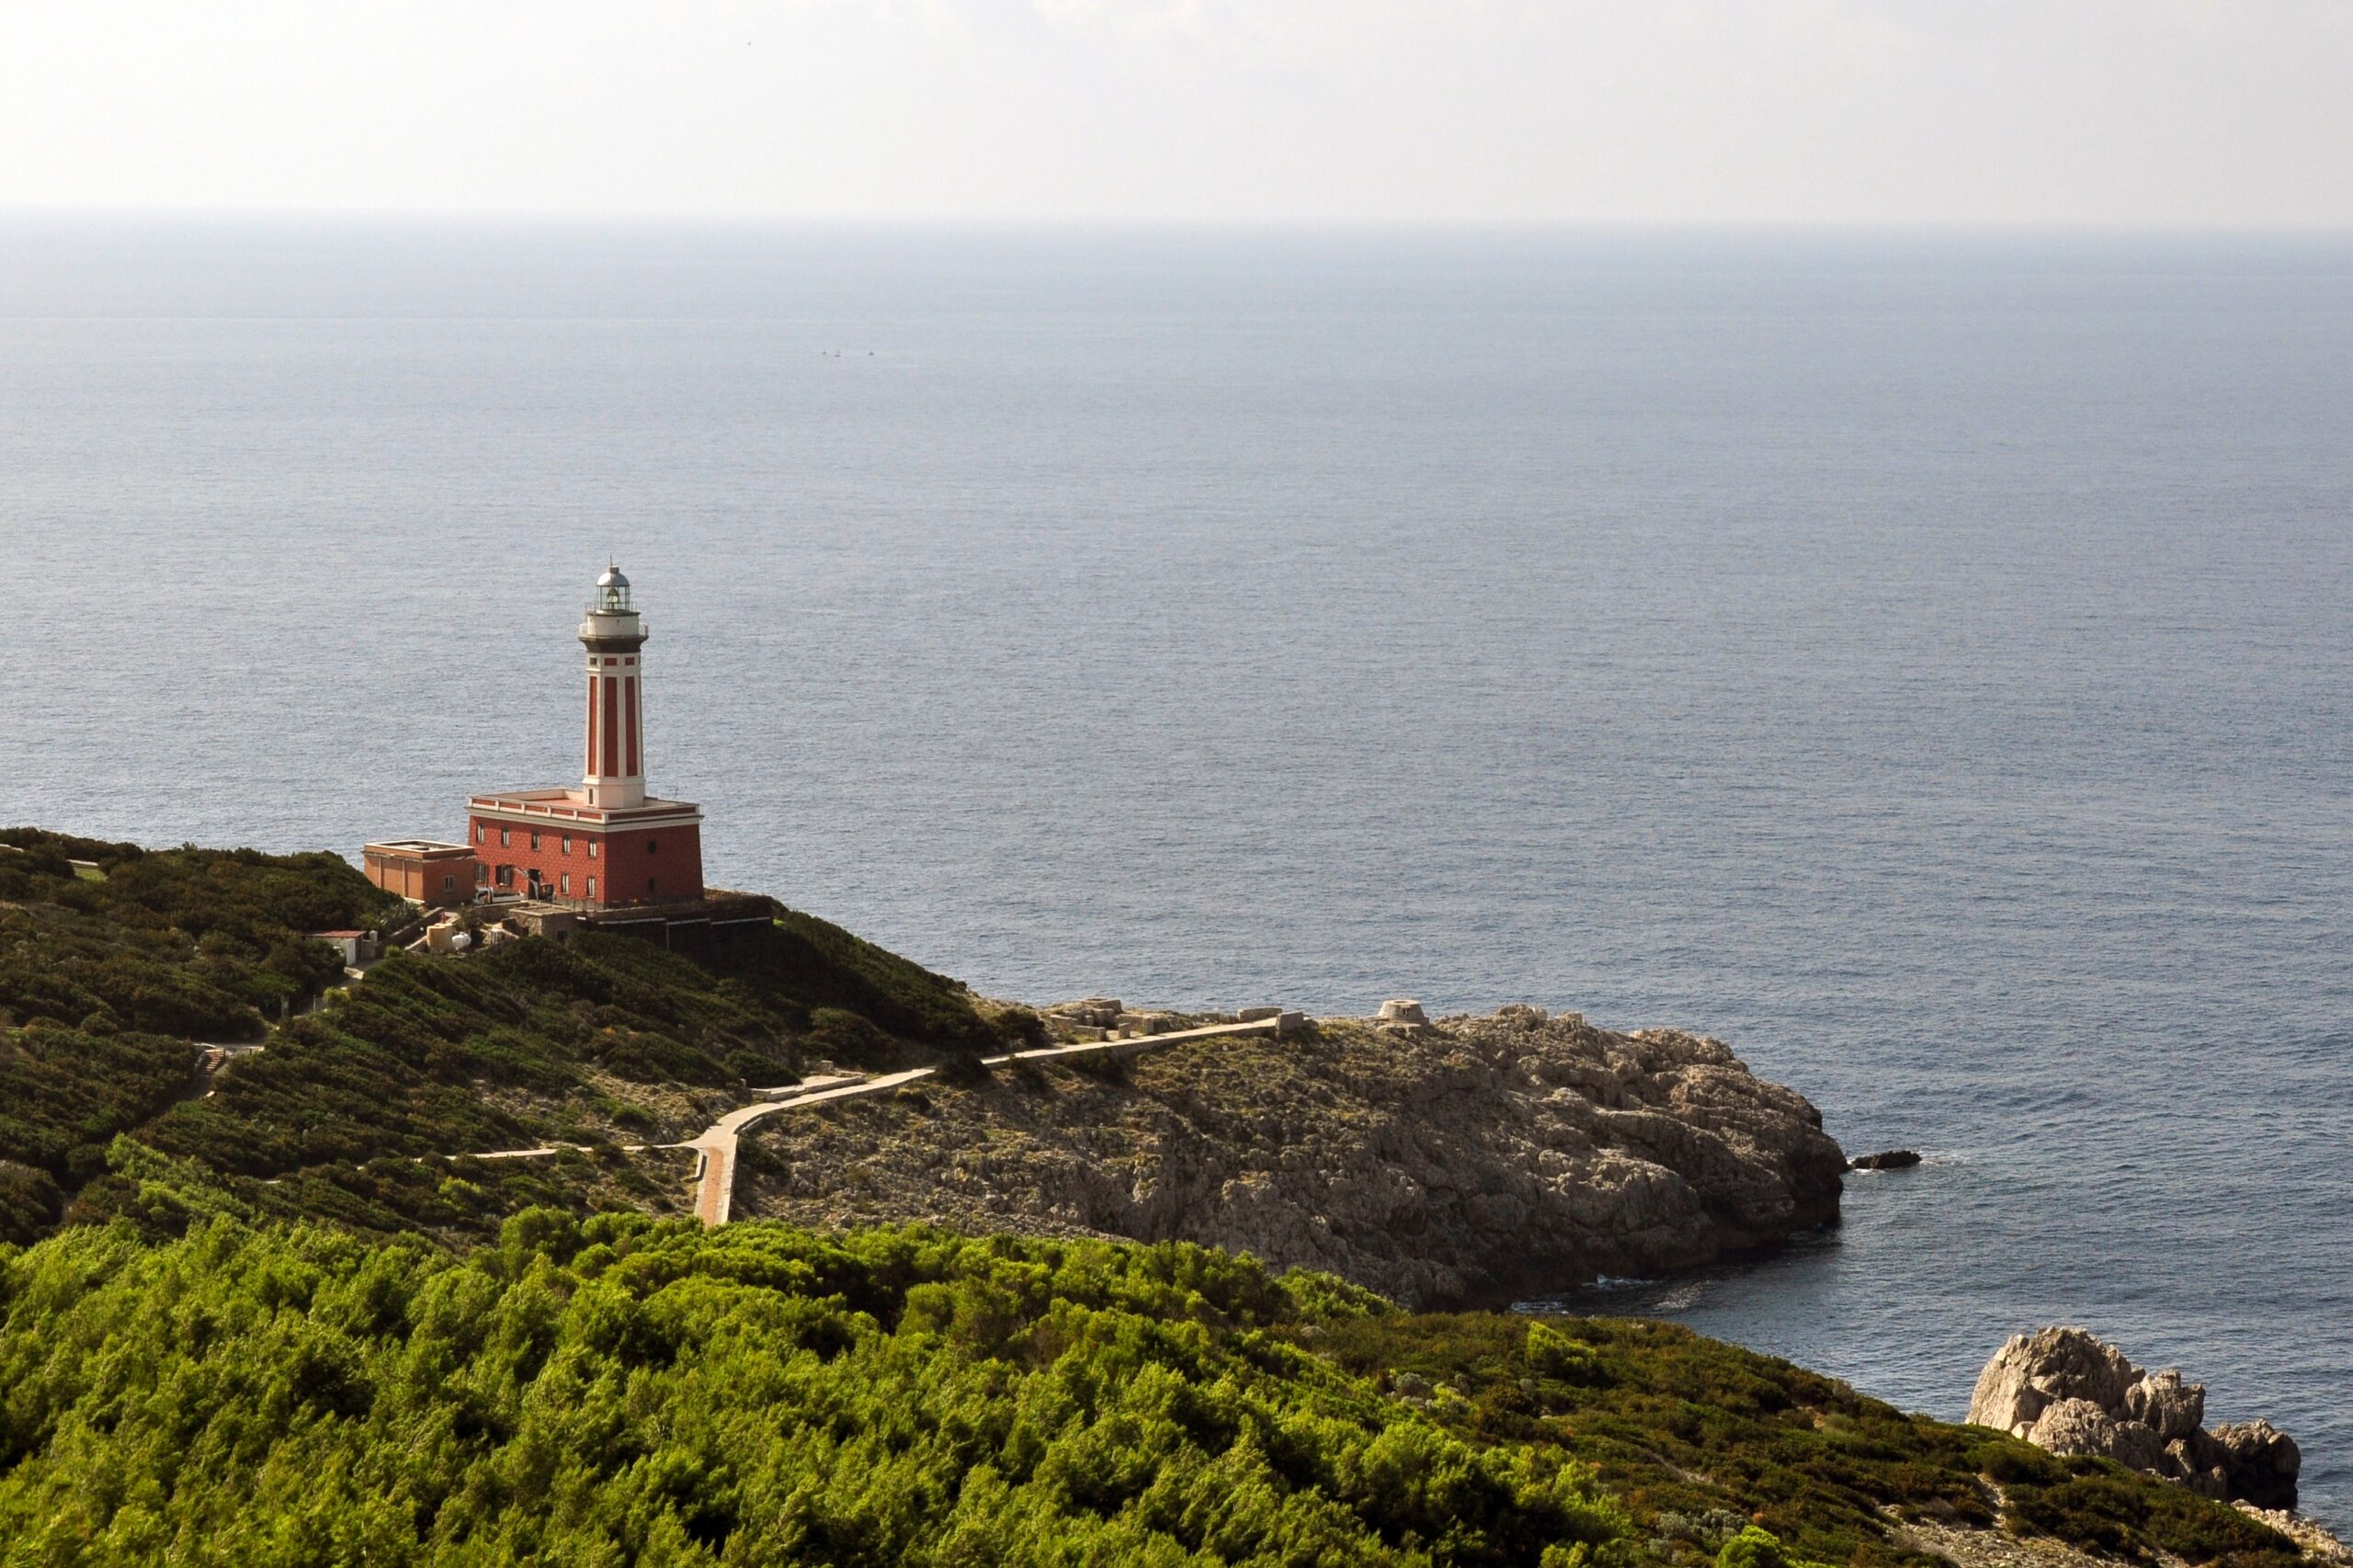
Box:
left=1302, top=1312, right=2305, bottom=1568
left=87, top=1136, right=700, bottom=1246
left=0, top=1210, right=1624, bottom=1566
left=0, top=1200, right=2307, bottom=1568
left=0, top=830, right=407, bottom=1037
left=0, top=830, right=410, bottom=1242
left=1, top=830, right=1005, bottom=1244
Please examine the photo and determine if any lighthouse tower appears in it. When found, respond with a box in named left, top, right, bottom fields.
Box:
left=464, top=566, right=706, bottom=908
left=580, top=564, right=649, bottom=809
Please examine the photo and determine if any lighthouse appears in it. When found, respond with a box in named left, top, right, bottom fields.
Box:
left=461, top=566, right=707, bottom=908
left=580, top=563, right=649, bottom=809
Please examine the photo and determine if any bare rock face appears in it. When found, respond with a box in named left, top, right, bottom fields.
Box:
left=2168, top=1432, right=2232, bottom=1500
left=1969, top=1327, right=2138, bottom=1437
left=1970, top=1327, right=2300, bottom=1511
left=2026, top=1398, right=2122, bottom=1457
left=2212, top=1422, right=2302, bottom=1512
left=737, top=1007, right=1847, bottom=1308
left=2126, top=1369, right=2206, bottom=1440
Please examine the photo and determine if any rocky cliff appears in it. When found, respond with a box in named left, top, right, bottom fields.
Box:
left=1970, top=1326, right=2305, bottom=1511
left=736, top=1005, right=1846, bottom=1308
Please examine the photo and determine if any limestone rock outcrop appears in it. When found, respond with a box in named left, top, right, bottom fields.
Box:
left=1969, top=1327, right=2301, bottom=1510
left=738, top=1006, right=1847, bottom=1308
left=2212, top=1422, right=2302, bottom=1512
left=2126, top=1368, right=2205, bottom=1440
left=1970, top=1326, right=2138, bottom=1434
left=2024, top=1398, right=2123, bottom=1458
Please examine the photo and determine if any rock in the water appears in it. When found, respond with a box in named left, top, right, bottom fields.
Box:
left=1847, top=1150, right=1922, bottom=1170
left=2212, top=1421, right=2301, bottom=1511
left=1968, top=1326, right=2139, bottom=1436
left=1970, top=1327, right=2300, bottom=1512
left=2125, top=1369, right=2205, bottom=1440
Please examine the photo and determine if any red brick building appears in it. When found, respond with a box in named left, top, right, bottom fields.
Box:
left=464, top=565, right=706, bottom=909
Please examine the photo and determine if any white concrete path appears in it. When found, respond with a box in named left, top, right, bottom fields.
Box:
left=408, top=1017, right=1302, bottom=1227
left=685, top=1016, right=1297, bottom=1226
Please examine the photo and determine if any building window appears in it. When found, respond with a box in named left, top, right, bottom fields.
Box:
left=476, top=863, right=488, bottom=884
left=588, top=840, right=599, bottom=858
left=562, top=835, right=571, bottom=856
left=560, top=872, right=571, bottom=895
left=474, top=824, right=484, bottom=844
left=500, top=827, right=511, bottom=847
left=646, top=839, right=658, bottom=855
left=585, top=877, right=597, bottom=898
left=648, top=876, right=658, bottom=894
left=496, top=865, right=514, bottom=888
left=442, top=874, right=454, bottom=892
left=529, top=832, right=540, bottom=851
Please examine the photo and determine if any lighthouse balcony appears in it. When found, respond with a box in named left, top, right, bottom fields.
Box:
left=465, top=788, right=703, bottom=830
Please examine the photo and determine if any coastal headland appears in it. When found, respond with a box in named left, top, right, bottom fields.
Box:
left=738, top=1005, right=1847, bottom=1310
left=0, top=828, right=2337, bottom=1563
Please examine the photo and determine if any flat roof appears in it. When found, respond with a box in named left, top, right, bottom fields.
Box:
left=468, top=789, right=701, bottom=820
left=365, top=839, right=472, bottom=854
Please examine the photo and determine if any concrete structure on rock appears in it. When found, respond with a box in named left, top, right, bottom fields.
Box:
left=366, top=565, right=707, bottom=914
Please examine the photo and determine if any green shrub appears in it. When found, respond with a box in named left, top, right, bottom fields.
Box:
left=934, top=1050, right=992, bottom=1087
left=992, top=1006, right=1049, bottom=1048
left=803, top=1006, right=894, bottom=1065
left=1718, top=1527, right=1791, bottom=1568
left=0, top=1161, right=63, bottom=1246
left=1528, top=1320, right=1605, bottom=1384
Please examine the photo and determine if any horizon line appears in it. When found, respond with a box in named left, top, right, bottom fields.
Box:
left=6, top=205, right=2353, bottom=241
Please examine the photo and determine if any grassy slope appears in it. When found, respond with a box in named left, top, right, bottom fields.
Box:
left=0, top=830, right=1006, bottom=1244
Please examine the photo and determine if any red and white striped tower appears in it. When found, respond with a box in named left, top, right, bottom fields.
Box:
left=580, top=563, right=649, bottom=809
left=465, top=564, right=705, bottom=909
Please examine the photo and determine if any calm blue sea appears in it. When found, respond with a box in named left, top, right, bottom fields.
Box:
left=4, top=221, right=2348, bottom=1520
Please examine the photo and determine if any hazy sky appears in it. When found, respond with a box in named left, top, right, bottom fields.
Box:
left=4, top=1, right=2348, bottom=226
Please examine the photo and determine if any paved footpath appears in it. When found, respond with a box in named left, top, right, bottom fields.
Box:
left=412, top=1016, right=1301, bottom=1227
left=685, top=1016, right=1297, bottom=1225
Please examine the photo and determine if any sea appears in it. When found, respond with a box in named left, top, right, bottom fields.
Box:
left=4, top=220, right=2348, bottom=1522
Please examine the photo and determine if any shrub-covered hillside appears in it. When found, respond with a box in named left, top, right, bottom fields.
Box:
left=0, top=830, right=1007, bottom=1244
left=0, top=831, right=411, bottom=1244
left=0, top=830, right=408, bottom=1038
left=1302, top=1314, right=2308, bottom=1568
left=0, top=1210, right=1624, bottom=1567
left=0, top=1207, right=2309, bottom=1568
